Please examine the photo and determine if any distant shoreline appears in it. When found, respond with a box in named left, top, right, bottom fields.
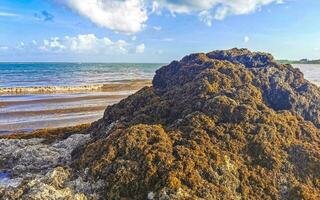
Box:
left=277, top=59, right=320, bottom=64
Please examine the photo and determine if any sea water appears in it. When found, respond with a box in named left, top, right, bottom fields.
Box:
left=0, top=63, right=163, bottom=133
left=0, top=63, right=162, bottom=88
left=293, top=64, right=320, bottom=86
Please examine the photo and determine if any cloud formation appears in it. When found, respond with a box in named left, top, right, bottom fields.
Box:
left=38, top=34, right=130, bottom=54
left=57, top=0, right=148, bottom=33
left=0, top=11, right=19, bottom=17
left=244, top=36, right=250, bottom=43
left=55, top=0, right=284, bottom=32
left=155, top=0, right=283, bottom=15
left=135, top=43, right=145, bottom=53
left=156, top=0, right=284, bottom=25
left=0, top=46, right=9, bottom=50
left=153, top=26, right=162, bottom=31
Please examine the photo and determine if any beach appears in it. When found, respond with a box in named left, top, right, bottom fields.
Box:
left=0, top=80, right=151, bottom=134
left=1, top=49, right=320, bottom=199
left=0, top=63, right=160, bottom=134
left=0, top=63, right=319, bottom=134
left=1, top=1, right=320, bottom=198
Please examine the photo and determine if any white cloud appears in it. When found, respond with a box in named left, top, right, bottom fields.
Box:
left=156, top=49, right=163, bottom=54
left=16, top=42, right=25, bottom=49
left=131, top=36, right=137, bottom=41
left=199, top=11, right=213, bottom=27
left=153, top=26, right=162, bottom=31
left=5, top=34, right=147, bottom=55
left=54, top=0, right=284, bottom=32
left=0, top=11, right=19, bottom=17
left=151, top=1, right=161, bottom=14
left=154, top=0, right=284, bottom=25
left=0, top=46, right=9, bottom=50
left=244, top=36, right=250, bottom=43
left=135, top=43, right=145, bottom=53
left=154, top=0, right=283, bottom=14
left=162, top=38, right=174, bottom=42
left=37, top=34, right=132, bottom=54
left=40, top=37, right=66, bottom=52
left=57, top=0, right=148, bottom=33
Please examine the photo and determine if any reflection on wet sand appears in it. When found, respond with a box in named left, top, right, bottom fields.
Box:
left=0, top=79, right=151, bottom=133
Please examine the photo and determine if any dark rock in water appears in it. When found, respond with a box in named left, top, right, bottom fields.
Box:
left=1, top=49, right=320, bottom=200
left=71, top=49, right=320, bottom=199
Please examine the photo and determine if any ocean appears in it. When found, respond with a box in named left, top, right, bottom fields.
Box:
left=0, top=63, right=319, bottom=134
left=0, top=63, right=160, bottom=88
left=293, top=64, right=320, bottom=86
left=0, top=63, right=163, bottom=133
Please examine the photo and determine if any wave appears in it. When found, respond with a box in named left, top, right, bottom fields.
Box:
left=0, top=80, right=151, bottom=95
left=0, top=85, right=105, bottom=94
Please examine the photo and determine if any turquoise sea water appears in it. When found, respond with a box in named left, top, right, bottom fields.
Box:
left=0, top=63, right=163, bottom=88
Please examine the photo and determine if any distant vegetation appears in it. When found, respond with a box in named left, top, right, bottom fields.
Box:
left=277, top=59, right=320, bottom=64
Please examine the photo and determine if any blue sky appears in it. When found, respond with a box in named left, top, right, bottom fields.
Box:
left=0, top=0, right=319, bottom=62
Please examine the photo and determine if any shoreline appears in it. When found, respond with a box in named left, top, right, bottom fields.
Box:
left=0, top=94, right=127, bottom=107
left=0, top=123, right=90, bottom=141
left=0, top=79, right=151, bottom=95
left=0, top=79, right=151, bottom=133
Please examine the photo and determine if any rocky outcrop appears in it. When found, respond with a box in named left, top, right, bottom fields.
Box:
left=73, top=48, right=320, bottom=199
left=0, top=134, right=99, bottom=200
left=0, top=134, right=90, bottom=176
left=1, top=49, right=320, bottom=199
left=0, top=166, right=104, bottom=200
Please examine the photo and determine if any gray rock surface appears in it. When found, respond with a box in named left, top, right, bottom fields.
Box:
left=0, top=134, right=103, bottom=200
left=0, top=167, right=102, bottom=200
left=0, top=134, right=90, bottom=176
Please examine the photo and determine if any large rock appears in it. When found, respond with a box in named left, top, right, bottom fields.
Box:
left=0, top=134, right=100, bottom=200
left=0, top=134, right=90, bottom=176
left=1, top=49, right=319, bottom=199
left=0, top=166, right=102, bottom=200
left=72, top=49, right=320, bottom=199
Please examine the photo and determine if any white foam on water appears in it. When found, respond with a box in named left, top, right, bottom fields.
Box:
left=293, top=64, right=320, bottom=86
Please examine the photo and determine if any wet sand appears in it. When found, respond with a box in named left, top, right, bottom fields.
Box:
left=0, top=79, right=151, bottom=133
left=0, top=94, right=127, bottom=107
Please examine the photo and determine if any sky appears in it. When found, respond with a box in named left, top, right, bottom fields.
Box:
left=0, top=0, right=319, bottom=63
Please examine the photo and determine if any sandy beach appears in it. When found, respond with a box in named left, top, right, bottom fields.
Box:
left=0, top=79, right=151, bottom=134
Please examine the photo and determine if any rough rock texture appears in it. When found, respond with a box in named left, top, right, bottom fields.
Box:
left=73, top=48, right=320, bottom=199
left=1, top=49, right=320, bottom=200
left=0, top=134, right=90, bottom=176
left=0, top=134, right=100, bottom=200
left=0, top=166, right=103, bottom=200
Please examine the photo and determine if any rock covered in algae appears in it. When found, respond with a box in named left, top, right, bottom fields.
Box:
left=71, top=48, right=320, bottom=199
left=1, top=49, right=319, bottom=199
